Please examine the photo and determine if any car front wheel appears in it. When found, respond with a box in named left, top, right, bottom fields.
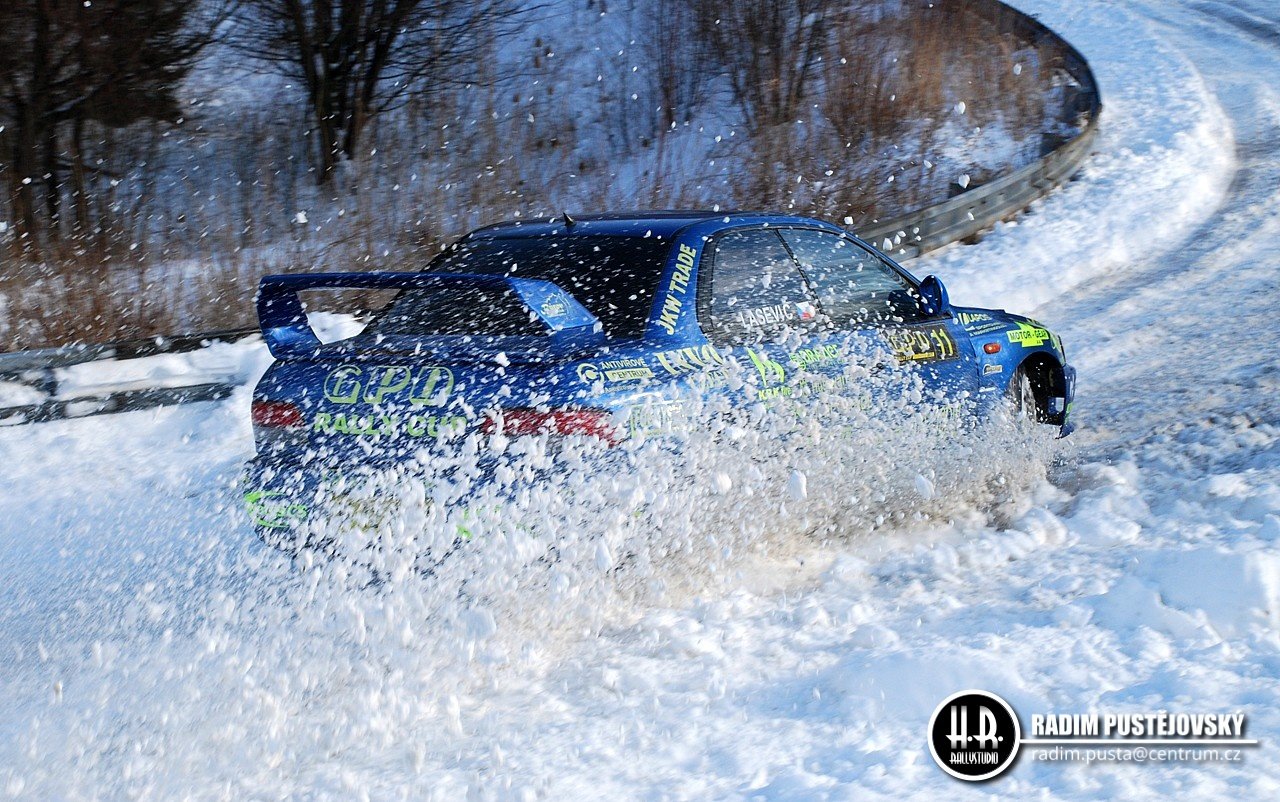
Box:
left=1008, top=367, right=1040, bottom=422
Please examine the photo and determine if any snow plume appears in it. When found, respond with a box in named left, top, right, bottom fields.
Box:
left=0, top=359, right=1053, bottom=797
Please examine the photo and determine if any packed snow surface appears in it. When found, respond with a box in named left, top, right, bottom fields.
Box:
left=4, top=0, right=1280, bottom=798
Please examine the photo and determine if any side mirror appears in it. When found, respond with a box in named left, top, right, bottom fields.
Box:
left=918, top=275, right=950, bottom=317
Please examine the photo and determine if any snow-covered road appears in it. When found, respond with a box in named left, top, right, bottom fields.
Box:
left=4, top=1, right=1280, bottom=798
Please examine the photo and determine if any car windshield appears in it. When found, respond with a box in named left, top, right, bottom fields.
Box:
left=371, top=235, right=672, bottom=340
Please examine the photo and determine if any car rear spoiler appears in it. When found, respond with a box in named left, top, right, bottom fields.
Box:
left=256, top=272, right=604, bottom=360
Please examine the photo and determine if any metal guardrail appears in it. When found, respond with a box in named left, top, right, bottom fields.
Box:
left=0, top=382, right=237, bottom=425
left=860, top=0, right=1101, bottom=257
left=0, top=327, right=258, bottom=374
left=0, top=327, right=258, bottom=425
left=0, top=0, right=1099, bottom=426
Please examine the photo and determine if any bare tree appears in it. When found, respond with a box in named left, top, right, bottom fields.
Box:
left=629, top=0, right=711, bottom=137
left=689, top=0, right=833, bottom=201
left=0, top=0, right=229, bottom=254
left=235, top=0, right=522, bottom=187
left=693, top=0, right=832, bottom=136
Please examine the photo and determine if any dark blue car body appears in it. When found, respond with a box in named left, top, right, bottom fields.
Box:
left=242, top=212, right=1074, bottom=542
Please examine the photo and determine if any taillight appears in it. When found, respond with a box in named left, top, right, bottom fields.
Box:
left=481, top=407, right=620, bottom=444
left=252, top=400, right=304, bottom=428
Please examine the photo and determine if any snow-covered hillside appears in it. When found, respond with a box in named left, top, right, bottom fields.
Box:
left=3, top=0, right=1280, bottom=798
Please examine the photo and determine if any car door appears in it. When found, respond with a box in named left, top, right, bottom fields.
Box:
left=777, top=227, right=981, bottom=405
left=694, top=227, right=826, bottom=403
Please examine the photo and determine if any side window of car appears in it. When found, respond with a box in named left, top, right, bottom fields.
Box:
left=701, top=228, right=819, bottom=343
left=779, top=228, right=925, bottom=326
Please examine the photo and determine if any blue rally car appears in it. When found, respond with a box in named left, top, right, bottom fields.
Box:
left=243, top=212, right=1074, bottom=545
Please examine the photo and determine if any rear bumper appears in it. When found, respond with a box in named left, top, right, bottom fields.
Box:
left=239, top=448, right=549, bottom=555
left=241, top=456, right=324, bottom=552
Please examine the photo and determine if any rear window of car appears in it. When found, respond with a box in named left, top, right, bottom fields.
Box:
left=371, top=235, right=672, bottom=340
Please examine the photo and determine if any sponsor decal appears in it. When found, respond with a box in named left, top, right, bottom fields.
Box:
left=929, top=690, right=1259, bottom=783
left=606, top=367, right=655, bottom=381
left=885, top=324, right=959, bottom=363
left=244, top=490, right=309, bottom=530
left=684, top=368, right=732, bottom=392
left=657, top=243, right=698, bottom=335
left=654, top=343, right=726, bottom=375
left=540, top=297, right=568, bottom=319
left=322, top=365, right=363, bottom=404
left=735, top=301, right=792, bottom=329
left=966, top=322, right=1008, bottom=337
left=576, top=358, right=655, bottom=385
left=984, top=363, right=1004, bottom=375
left=322, top=364, right=454, bottom=407
left=956, top=311, right=993, bottom=328
left=625, top=400, right=685, bottom=437
left=312, top=411, right=466, bottom=438
left=670, top=242, right=696, bottom=294
left=746, top=348, right=787, bottom=388
left=791, top=344, right=842, bottom=370
left=656, top=295, right=683, bottom=335
left=1007, top=322, right=1051, bottom=347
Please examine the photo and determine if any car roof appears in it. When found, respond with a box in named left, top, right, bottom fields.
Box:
left=464, top=210, right=816, bottom=241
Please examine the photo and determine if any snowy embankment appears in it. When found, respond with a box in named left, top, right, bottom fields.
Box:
left=4, top=0, right=1280, bottom=799
left=924, top=2, right=1235, bottom=315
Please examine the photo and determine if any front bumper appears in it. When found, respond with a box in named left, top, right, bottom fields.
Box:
left=1058, top=363, right=1077, bottom=438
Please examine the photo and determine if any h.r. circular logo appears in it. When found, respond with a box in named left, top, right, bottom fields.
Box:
left=927, top=690, right=1021, bottom=781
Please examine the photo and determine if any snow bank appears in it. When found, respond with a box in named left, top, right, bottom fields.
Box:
left=920, top=0, right=1236, bottom=320
left=1091, top=547, right=1280, bottom=638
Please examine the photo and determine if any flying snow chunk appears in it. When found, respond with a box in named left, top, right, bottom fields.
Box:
left=957, top=174, right=971, bottom=189
left=293, top=211, right=308, bottom=224
left=914, top=474, right=936, bottom=500
left=955, top=101, right=967, bottom=114
left=711, top=472, right=733, bottom=494
left=788, top=470, right=808, bottom=501
left=463, top=608, right=498, bottom=640
left=596, top=540, right=615, bottom=572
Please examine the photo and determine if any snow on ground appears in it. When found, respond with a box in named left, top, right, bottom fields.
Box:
left=3, top=0, right=1280, bottom=798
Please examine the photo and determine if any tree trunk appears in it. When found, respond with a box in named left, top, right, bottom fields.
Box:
left=314, top=110, right=340, bottom=186
left=10, top=108, right=41, bottom=253
left=43, top=122, right=61, bottom=242
left=70, top=115, right=90, bottom=234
